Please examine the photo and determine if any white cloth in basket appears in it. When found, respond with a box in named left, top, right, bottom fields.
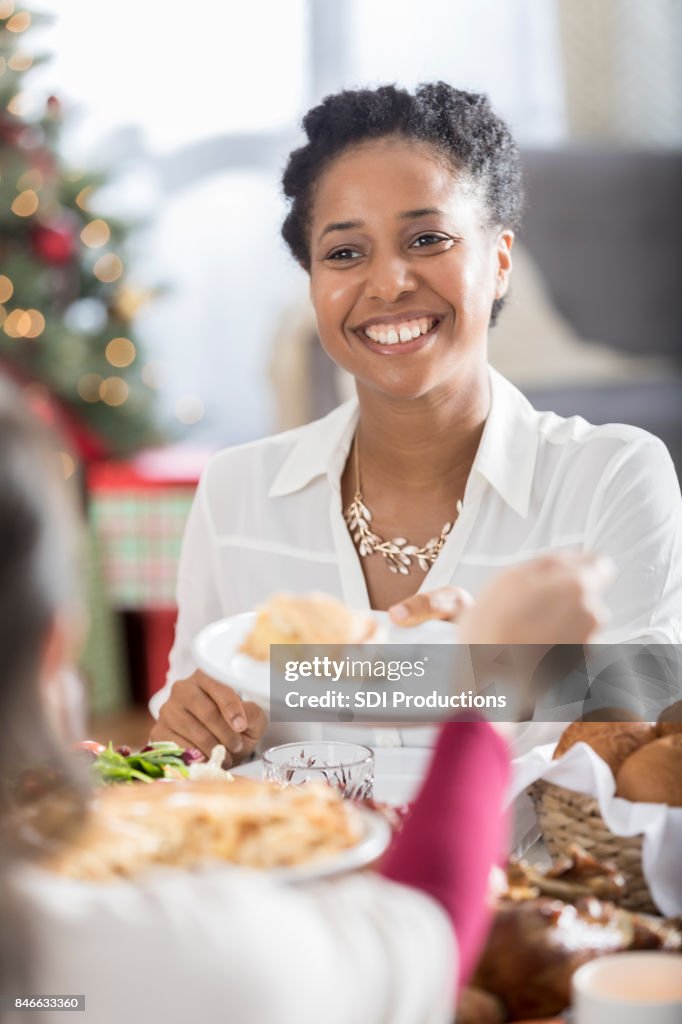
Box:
left=510, top=742, right=682, bottom=917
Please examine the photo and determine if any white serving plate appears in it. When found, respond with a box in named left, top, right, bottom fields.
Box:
left=267, top=803, right=392, bottom=884
left=193, top=609, right=457, bottom=708
left=28, top=803, right=391, bottom=889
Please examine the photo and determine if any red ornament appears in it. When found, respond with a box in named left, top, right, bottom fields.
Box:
left=30, top=221, right=76, bottom=265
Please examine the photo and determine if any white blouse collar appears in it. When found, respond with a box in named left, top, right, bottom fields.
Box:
left=268, top=368, right=539, bottom=519
left=268, top=398, right=359, bottom=498
left=474, top=368, right=539, bottom=518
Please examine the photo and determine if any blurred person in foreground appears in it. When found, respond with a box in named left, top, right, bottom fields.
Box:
left=0, top=383, right=582, bottom=1023
left=151, top=83, right=681, bottom=760
left=0, top=367, right=626, bottom=1021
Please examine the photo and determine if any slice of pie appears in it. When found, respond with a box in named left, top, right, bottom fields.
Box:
left=238, top=592, right=378, bottom=661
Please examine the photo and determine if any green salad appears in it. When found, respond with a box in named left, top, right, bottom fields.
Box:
left=74, top=740, right=204, bottom=784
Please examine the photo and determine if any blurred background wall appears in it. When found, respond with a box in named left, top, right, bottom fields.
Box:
left=26, top=0, right=682, bottom=450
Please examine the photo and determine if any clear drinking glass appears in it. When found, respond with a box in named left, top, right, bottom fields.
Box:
left=262, top=741, right=374, bottom=800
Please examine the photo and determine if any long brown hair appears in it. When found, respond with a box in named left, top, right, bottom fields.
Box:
left=0, top=382, right=89, bottom=1009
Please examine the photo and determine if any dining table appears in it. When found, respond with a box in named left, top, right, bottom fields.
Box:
left=232, top=744, right=552, bottom=869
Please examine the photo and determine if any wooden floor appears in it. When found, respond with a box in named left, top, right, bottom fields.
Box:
left=89, top=705, right=155, bottom=750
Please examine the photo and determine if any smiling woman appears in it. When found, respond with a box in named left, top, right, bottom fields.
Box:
left=150, top=83, right=681, bottom=759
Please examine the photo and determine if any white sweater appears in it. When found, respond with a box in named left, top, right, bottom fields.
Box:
left=17, top=865, right=455, bottom=1024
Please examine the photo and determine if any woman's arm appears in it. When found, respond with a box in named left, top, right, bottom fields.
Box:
left=584, top=434, right=682, bottom=643
left=149, top=474, right=224, bottom=718
left=149, top=468, right=267, bottom=763
left=380, top=718, right=510, bottom=988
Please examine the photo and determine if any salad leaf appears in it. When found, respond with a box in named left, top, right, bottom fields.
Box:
left=91, top=742, right=190, bottom=785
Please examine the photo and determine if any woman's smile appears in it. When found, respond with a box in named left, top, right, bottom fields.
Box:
left=351, top=310, right=446, bottom=356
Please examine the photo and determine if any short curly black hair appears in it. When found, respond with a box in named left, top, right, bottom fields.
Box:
left=281, top=82, right=524, bottom=324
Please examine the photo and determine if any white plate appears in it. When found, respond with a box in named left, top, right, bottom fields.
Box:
left=233, top=746, right=431, bottom=805
left=266, top=804, right=392, bottom=884
left=193, top=610, right=457, bottom=707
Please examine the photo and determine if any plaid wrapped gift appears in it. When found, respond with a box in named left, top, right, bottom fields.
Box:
left=88, top=447, right=212, bottom=610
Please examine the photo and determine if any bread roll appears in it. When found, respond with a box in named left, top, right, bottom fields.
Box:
left=239, top=592, right=377, bottom=660
left=581, top=706, right=646, bottom=723
left=656, top=699, right=682, bottom=738
left=553, top=721, right=654, bottom=777
left=616, top=734, right=682, bottom=806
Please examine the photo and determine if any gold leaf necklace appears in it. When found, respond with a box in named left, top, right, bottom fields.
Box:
left=343, top=435, right=463, bottom=575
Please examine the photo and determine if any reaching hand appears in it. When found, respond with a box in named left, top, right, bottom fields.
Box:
left=458, top=552, right=614, bottom=645
left=149, top=669, right=267, bottom=766
left=388, top=552, right=614, bottom=645
left=389, top=586, right=474, bottom=627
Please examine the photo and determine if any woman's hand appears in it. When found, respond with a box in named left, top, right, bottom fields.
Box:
left=458, top=552, right=614, bottom=644
left=388, top=552, right=614, bottom=644
left=149, top=669, right=267, bottom=766
left=389, top=586, right=474, bottom=626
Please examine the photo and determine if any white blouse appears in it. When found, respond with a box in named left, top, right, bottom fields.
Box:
left=151, top=368, right=682, bottom=744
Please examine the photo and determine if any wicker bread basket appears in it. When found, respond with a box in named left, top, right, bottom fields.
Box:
left=528, top=778, right=658, bottom=915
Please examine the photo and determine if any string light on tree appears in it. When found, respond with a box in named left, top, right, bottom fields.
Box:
left=0, top=276, right=14, bottom=303
left=93, top=253, right=123, bottom=282
left=80, top=218, right=110, bottom=248
left=11, top=189, right=39, bottom=216
left=105, top=336, right=136, bottom=367
left=25, top=308, right=45, bottom=338
left=75, top=185, right=94, bottom=210
left=8, top=52, right=33, bottom=72
left=15, top=310, right=31, bottom=336
left=4, top=308, right=31, bottom=337
left=111, top=285, right=154, bottom=322
left=6, top=90, right=20, bottom=113
left=7, top=90, right=38, bottom=117
left=6, top=10, right=30, bottom=32
left=99, top=376, right=129, bottom=407
left=3, top=308, right=44, bottom=339
left=3, top=309, right=22, bottom=336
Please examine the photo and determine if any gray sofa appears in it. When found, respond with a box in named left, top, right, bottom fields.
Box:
left=519, top=147, right=682, bottom=477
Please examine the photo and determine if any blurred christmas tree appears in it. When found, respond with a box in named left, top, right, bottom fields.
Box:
left=0, top=3, right=160, bottom=459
